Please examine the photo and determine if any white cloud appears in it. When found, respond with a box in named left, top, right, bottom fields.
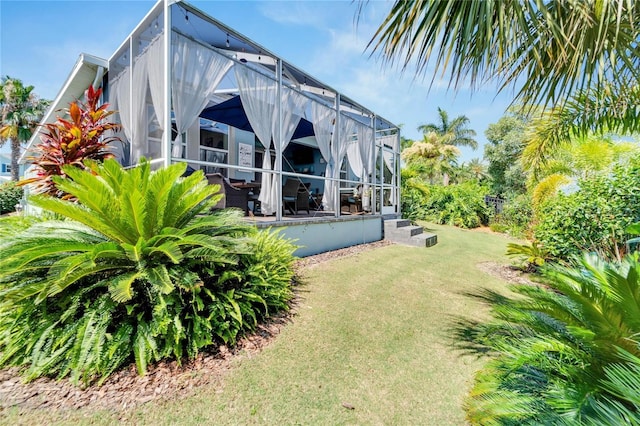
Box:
left=257, top=1, right=338, bottom=30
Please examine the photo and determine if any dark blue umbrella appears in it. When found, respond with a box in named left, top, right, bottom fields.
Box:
left=200, top=96, right=315, bottom=140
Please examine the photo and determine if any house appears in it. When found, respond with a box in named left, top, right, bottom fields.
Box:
left=0, top=152, right=26, bottom=182
left=24, top=0, right=401, bottom=256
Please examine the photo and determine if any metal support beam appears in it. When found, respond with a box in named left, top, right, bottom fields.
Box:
left=163, top=0, right=172, bottom=167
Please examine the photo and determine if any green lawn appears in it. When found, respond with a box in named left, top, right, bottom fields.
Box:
left=3, top=223, right=516, bottom=425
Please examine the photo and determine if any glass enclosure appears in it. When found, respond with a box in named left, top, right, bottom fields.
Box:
left=106, top=1, right=400, bottom=220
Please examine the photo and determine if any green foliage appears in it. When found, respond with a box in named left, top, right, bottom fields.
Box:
left=506, top=241, right=549, bottom=272
left=402, top=132, right=460, bottom=185
left=484, top=112, right=528, bottom=197
left=367, top=1, right=639, bottom=112
left=402, top=179, right=489, bottom=228
left=0, top=76, right=50, bottom=181
left=418, top=107, right=478, bottom=149
left=534, top=158, right=640, bottom=261
left=0, top=159, right=296, bottom=385
left=400, top=168, right=430, bottom=221
left=489, top=194, right=533, bottom=238
left=0, top=181, right=23, bottom=214
left=464, top=254, right=640, bottom=425
left=21, top=85, right=119, bottom=198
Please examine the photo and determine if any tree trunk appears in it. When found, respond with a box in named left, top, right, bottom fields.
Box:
left=442, top=173, right=450, bottom=186
left=10, top=138, right=20, bottom=181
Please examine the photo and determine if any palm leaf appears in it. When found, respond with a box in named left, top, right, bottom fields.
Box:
left=107, top=271, right=143, bottom=303
left=145, top=265, right=174, bottom=295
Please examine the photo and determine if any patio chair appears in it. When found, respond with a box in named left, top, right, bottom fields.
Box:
left=206, top=173, right=249, bottom=215
left=282, top=179, right=310, bottom=215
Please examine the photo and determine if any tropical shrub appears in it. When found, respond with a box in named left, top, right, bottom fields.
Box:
left=0, top=181, right=23, bottom=214
left=21, top=85, right=119, bottom=198
left=465, top=254, right=640, bottom=425
left=422, top=181, right=490, bottom=228
left=506, top=241, right=549, bottom=272
left=0, top=159, right=296, bottom=385
left=534, top=158, right=640, bottom=261
left=400, top=167, right=429, bottom=220
left=489, top=193, right=533, bottom=238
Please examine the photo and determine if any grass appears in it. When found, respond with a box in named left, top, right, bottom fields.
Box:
left=2, top=223, right=516, bottom=425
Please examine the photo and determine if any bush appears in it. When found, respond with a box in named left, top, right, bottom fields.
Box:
left=489, top=193, right=533, bottom=238
left=400, top=168, right=430, bottom=221
left=401, top=168, right=491, bottom=228
left=0, top=159, right=296, bottom=385
left=464, top=254, right=640, bottom=425
left=421, top=181, right=490, bottom=228
left=534, top=158, right=640, bottom=261
left=0, top=181, right=23, bottom=214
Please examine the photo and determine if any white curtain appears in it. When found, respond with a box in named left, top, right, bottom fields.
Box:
left=346, top=134, right=363, bottom=178
left=277, top=86, right=308, bottom=153
left=172, top=32, right=233, bottom=156
left=358, top=124, right=374, bottom=179
left=271, top=86, right=309, bottom=214
left=147, top=34, right=165, bottom=144
left=311, top=103, right=336, bottom=210
left=108, top=73, right=129, bottom=165
left=311, top=102, right=334, bottom=164
left=113, top=69, right=132, bottom=150
left=378, top=135, right=397, bottom=172
left=109, top=55, right=149, bottom=164
left=314, top=110, right=355, bottom=213
left=131, top=55, right=149, bottom=162
left=323, top=115, right=356, bottom=212
left=357, top=124, right=375, bottom=209
left=235, top=66, right=278, bottom=214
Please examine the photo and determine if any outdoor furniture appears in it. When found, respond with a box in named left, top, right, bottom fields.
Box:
left=206, top=173, right=249, bottom=215
left=282, top=179, right=310, bottom=215
left=341, top=191, right=362, bottom=214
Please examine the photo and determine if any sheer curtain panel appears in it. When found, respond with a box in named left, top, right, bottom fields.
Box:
left=172, top=32, right=233, bottom=155
left=235, top=66, right=278, bottom=214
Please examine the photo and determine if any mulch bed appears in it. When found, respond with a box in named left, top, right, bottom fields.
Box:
left=0, top=240, right=392, bottom=413
left=476, top=261, right=537, bottom=286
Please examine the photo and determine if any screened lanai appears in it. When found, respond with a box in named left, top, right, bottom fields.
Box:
left=106, top=0, right=400, bottom=221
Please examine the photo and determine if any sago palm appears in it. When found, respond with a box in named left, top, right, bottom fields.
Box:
left=464, top=254, right=640, bottom=424
left=0, top=159, right=296, bottom=384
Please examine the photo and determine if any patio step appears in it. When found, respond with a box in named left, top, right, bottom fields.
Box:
left=383, top=219, right=437, bottom=248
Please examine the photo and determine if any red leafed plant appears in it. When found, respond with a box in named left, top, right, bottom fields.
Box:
left=22, top=85, right=120, bottom=198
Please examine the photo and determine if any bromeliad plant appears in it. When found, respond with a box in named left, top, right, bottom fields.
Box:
left=21, top=85, right=119, bottom=198
left=464, top=254, right=640, bottom=425
left=0, top=159, right=296, bottom=385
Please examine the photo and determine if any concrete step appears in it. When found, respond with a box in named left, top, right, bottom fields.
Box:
left=384, top=219, right=411, bottom=230
left=383, top=218, right=437, bottom=248
left=386, top=225, right=424, bottom=239
left=407, top=232, right=438, bottom=247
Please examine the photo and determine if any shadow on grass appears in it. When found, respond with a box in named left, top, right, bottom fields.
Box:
left=447, top=288, right=517, bottom=358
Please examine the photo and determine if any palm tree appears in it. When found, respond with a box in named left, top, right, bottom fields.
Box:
left=418, top=107, right=477, bottom=149
left=522, top=86, right=640, bottom=169
left=402, top=131, right=460, bottom=185
left=0, top=76, right=49, bottom=181
left=0, top=159, right=296, bottom=383
left=464, top=254, right=640, bottom=424
left=365, top=1, right=640, bottom=138
left=465, top=158, right=488, bottom=181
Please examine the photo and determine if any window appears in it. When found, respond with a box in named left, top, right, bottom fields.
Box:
left=199, top=120, right=228, bottom=175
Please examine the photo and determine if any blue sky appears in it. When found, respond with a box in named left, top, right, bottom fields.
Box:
left=1, top=0, right=513, bottom=160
